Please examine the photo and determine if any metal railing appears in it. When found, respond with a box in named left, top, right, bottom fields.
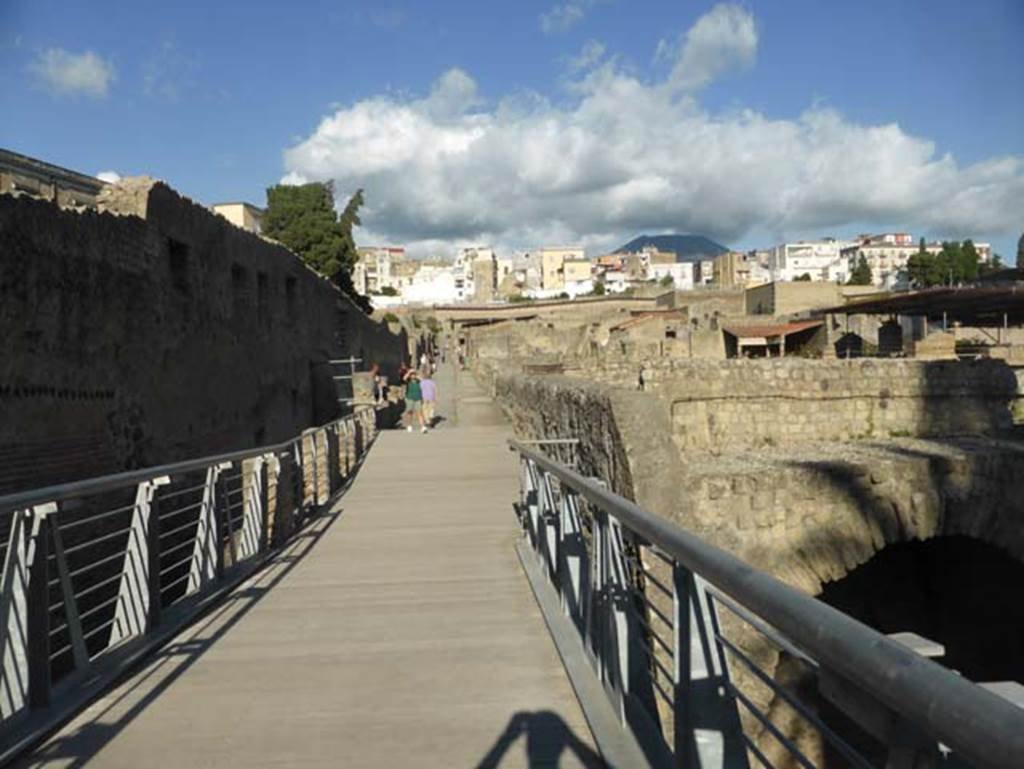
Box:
left=510, top=439, right=1024, bottom=769
left=0, top=407, right=377, bottom=748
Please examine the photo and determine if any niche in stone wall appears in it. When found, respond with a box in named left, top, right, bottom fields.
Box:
left=285, top=275, right=297, bottom=321
left=231, top=263, right=249, bottom=319
left=257, top=271, right=269, bottom=328
left=168, top=238, right=190, bottom=294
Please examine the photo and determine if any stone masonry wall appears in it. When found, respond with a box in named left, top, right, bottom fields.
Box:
left=0, top=182, right=406, bottom=493
left=482, top=358, right=1024, bottom=762
left=580, top=358, right=1016, bottom=450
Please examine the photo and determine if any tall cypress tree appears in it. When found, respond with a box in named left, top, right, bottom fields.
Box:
left=263, top=182, right=370, bottom=312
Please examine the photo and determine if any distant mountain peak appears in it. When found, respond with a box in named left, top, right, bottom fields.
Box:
left=615, top=234, right=729, bottom=262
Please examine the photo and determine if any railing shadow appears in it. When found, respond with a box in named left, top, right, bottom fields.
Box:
left=475, top=710, right=605, bottom=769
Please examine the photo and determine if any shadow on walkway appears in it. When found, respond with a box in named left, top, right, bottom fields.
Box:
left=13, top=441, right=385, bottom=769
left=475, top=710, right=605, bottom=769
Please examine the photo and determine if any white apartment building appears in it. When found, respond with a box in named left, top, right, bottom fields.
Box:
left=769, top=239, right=856, bottom=283
left=840, top=234, right=993, bottom=288
left=453, top=246, right=496, bottom=302
left=695, top=259, right=716, bottom=286
left=401, top=263, right=459, bottom=305
left=353, top=246, right=406, bottom=294
left=649, top=261, right=695, bottom=290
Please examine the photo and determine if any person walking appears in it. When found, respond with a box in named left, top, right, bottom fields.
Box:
left=403, top=368, right=426, bottom=433
left=420, top=371, right=437, bottom=429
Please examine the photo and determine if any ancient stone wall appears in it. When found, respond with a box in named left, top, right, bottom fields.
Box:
left=481, top=354, right=1024, bottom=765
left=657, top=358, right=1015, bottom=450
left=0, top=182, right=406, bottom=493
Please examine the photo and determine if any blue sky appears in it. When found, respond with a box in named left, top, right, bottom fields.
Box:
left=1, top=0, right=1021, bottom=259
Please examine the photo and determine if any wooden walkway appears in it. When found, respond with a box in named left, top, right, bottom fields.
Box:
left=18, top=367, right=600, bottom=768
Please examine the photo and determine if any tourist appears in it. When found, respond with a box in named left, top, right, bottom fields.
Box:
left=420, top=371, right=437, bottom=428
left=403, top=368, right=425, bottom=433
left=371, top=363, right=387, bottom=406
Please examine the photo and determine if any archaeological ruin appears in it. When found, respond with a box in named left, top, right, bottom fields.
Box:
left=0, top=178, right=407, bottom=494
left=460, top=299, right=1024, bottom=766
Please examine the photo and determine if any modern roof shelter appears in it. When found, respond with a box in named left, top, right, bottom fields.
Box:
left=722, top=318, right=824, bottom=356
left=818, top=286, right=1024, bottom=327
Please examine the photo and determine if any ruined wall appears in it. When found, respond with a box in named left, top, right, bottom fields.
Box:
left=657, top=359, right=1015, bottom=450
left=483, top=356, right=1024, bottom=764
left=0, top=182, right=406, bottom=492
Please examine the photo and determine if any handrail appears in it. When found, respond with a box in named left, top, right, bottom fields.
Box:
left=0, top=411, right=369, bottom=513
left=509, top=438, right=1024, bottom=769
left=1, top=406, right=379, bottom=761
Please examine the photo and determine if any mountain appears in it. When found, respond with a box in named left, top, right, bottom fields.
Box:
left=615, top=234, right=729, bottom=262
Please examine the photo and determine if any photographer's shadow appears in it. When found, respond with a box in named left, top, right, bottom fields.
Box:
left=476, top=710, right=605, bottom=768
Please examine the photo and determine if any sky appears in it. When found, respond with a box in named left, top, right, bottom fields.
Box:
left=1, top=0, right=1022, bottom=261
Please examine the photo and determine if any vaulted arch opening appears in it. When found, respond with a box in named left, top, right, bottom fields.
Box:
left=818, top=535, right=1024, bottom=682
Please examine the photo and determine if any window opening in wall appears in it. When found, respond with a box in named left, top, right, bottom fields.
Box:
left=168, top=238, right=190, bottom=294
left=231, top=263, right=249, bottom=318
left=285, top=276, right=297, bottom=320
left=257, top=271, right=269, bottom=327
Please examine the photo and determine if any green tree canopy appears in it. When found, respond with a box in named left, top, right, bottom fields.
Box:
left=906, top=240, right=981, bottom=288
left=847, top=254, right=872, bottom=285
left=262, top=182, right=370, bottom=312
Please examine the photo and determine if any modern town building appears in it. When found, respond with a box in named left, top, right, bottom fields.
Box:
left=0, top=147, right=107, bottom=210
left=649, top=261, right=695, bottom=290
left=769, top=238, right=857, bottom=283
left=353, top=246, right=407, bottom=295
left=537, top=246, right=586, bottom=291
left=212, top=202, right=265, bottom=234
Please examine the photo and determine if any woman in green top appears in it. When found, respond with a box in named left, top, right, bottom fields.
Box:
left=404, top=369, right=426, bottom=433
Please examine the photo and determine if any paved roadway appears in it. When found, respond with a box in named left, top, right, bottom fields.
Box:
left=19, top=367, right=601, bottom=768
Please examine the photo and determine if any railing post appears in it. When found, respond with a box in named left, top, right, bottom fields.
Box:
left=111, top=477, right=169, bottom=645
left=26, top=509, right=50, bottom=709
left=672, top=566, right=748, bottom=769
left=49, top=507, right=89, bottom=670
left=606, top=516, right=632, bottom=722
left=0, top=510, right=30, bottom=719
left=540, top=473, right=559, bottom=581
left=559, top=489, right=585, bottom=630
left=238, top=457, right=265, bottom=561
left=188, top=462, right=230, bottom=595
left=147, top=488, right=163, bottom=631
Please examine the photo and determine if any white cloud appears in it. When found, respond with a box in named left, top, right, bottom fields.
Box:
left=282, top=5, right=1024, bottom=258
left=143, top=41, right=199, bottom=102
left=665, top=3, right=757, bottom=91
left=567, top=40, right=606, bottom=73
left=540, top=3, right=586, bottom=34
left=96, top=170, right=121, bottom=183
left=30, top=48, right=114, bottom=98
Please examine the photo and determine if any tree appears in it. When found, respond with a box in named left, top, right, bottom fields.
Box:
left=794, top=273, right=812, bottom=282
left=378, top=286, right=399, bottom=297
left=847, top=254, right=872, bottom=285
left=959, top=239, right=980, bottom=282
left=590, top=280, right=606, bottom=296
left=659, top=274, right=675, bottom=288
left=906, top=239, right=983, bottom=288
left=907, top=240, right=931, bottom=287
left=262, top=182, right=370, bottom=312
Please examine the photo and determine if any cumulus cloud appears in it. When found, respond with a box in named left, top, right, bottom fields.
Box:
left=567, top=40, right=606, bottom=73
left=143, top=41, right=200, bottom=102
left=283, top=4, right=1024, bottom=257
left=540, top=3, right=586, bottom=34
left=96, top=170, right=121, bottom=183
left=663, top=3, right=757, bottom=91
left=30, top=48, right=114, bottom=98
